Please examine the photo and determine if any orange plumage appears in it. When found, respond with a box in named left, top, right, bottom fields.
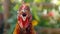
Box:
left=13, top=23, right=36, bottom=34
left=13, top=3, right=36, bottom=34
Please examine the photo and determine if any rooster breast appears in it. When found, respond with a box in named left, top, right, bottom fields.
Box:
left=13, top=23, right=36, bottom=34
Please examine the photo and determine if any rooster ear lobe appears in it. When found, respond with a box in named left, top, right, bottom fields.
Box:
left=17, top=11, right=19, bottom=14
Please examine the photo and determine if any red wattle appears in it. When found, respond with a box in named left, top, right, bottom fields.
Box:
left=18, top=16, right=29, bottom=28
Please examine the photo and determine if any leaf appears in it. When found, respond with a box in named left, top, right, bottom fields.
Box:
left=13, top=4, right=19, bottom=11
left=34, top=0, right=45, bottom=3
left=10, top=0, right=15, bottom=3
left=0, top=6, right=3, bottom=12
left=32, top=6, right=40, bottom=21
left=24, top=0, right=33, bottom=3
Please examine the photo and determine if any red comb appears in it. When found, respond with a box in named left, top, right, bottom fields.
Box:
left=19, top=4, right=30, bottom=11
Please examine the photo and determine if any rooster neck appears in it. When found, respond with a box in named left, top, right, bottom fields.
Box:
left=18, top=16, right=29, bottom=28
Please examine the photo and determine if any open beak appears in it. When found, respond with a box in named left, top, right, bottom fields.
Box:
left=22, top=13, right=26, bottom=17
left=22, top=13, right=27, bottom=21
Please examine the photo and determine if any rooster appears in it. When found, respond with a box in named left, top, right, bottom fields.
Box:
left=13, top=3, right=36, bottom=34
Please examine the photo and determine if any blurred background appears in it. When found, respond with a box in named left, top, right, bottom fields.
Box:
left=0, top=0, right=60, bottom=34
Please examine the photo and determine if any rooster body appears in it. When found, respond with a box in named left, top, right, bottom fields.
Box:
left=13, top=4, right=36, bottom=34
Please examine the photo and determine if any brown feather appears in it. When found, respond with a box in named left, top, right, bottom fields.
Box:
left=13, top=23, right=36, bottom=34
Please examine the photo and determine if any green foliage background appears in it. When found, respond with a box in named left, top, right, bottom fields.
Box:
left=0, top=0, right=60, bottom=34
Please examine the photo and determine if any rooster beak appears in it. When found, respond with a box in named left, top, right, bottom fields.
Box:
left=22, top=13, right=26, bottom=17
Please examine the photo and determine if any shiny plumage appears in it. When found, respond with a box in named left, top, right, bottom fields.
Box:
left=13, top=23, right=36, bottom=34
left=13, top=4, right=36, bottom=34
